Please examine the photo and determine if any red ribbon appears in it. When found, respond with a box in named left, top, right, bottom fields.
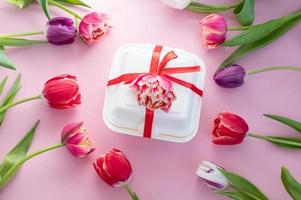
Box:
left=107, top=45, right=203, bottom=138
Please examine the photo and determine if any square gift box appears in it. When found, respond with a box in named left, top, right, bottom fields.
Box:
left=103, top=44, right=206, bottom=142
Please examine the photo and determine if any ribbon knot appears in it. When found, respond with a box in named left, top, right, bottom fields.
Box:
left=107, top=45, right=204, bottom=139
left=149, top=46, right=178, bottom=75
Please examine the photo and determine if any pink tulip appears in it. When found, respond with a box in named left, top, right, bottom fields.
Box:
left=200, top=14, right=227, bottom=49
left=61, top=122, right=95, bottom=158
left=79, top=12, right=111, bottom=45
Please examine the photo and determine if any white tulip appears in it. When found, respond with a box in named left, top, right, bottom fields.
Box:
left=161, top=0, right=192, bottom=9
left=196, top=161, right=229, bottom=190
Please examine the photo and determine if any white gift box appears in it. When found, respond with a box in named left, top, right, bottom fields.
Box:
left=103, top=44, right=206, bottom=142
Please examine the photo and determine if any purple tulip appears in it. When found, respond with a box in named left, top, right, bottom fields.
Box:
left=46, top=17, right=77, bottom=45
left=214, top=64, right=246, bottom=88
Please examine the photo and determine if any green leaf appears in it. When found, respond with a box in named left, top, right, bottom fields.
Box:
left=224, top=19, right=282, bottom=47
left=263, top=136, right=301, bottom=149
left=219, top=169, right=269, bottom=200
left=0, top=50, right=16, bottom=70
left=0, top=74, right=21, bottom=125
left=233, top=0, right=255, bottom=26
left=264, top=114, right=301, bottom=133
left=216, top=190, right=255, bottom=200
left=38, top=0, right=51, bottom=19
left=0, top=120, right=40, bottom=188
left=0, top=38, right=48, bottom=46
left=0, top=46, right=5, bottom=51
left=8, top=0, right=33, bottom=8
left=52, top=0, right=90, bottom=8
left=187, top=2, right=237, bottom=13
left=223, top=10, right=301, bottom=47
left=235, top=187, right=269, bottom=200
left=0, top=77, right=8, bottom=97
left=219, top=16, right=300, bottom=68
left=281, top=167, right=301, bottom=200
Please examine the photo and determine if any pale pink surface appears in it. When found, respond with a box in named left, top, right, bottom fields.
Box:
left=0, top=0, right=300, bottom=199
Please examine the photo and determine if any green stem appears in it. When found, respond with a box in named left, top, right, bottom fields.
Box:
left=75, top=16, right=79, bottom=26
left=187, top=1, right=240, bottom=13
left=48, top=0, right=83, bottom=19
left=124, top=185, right=140, bottom=200
left=0, top=95, right=41, bottom=114
left=228, top=26, right=253, bottom=31
left=21, top=143, right=64, bottom=162
left=247, top=66, right=301, bottom=75
left=124, top=184, right=134, bottom=198
left=248, top=132, right=267, bottom=140
left=0, top=31, right=44, bottom=38
left=0, top=143, right=64, bottom=188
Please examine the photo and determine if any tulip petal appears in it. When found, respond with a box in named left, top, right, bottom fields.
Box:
left=217, top=122, right=246, bottom=139
left=42, top=75, right=81, bottom=109
left=212, top=124, right=219, bottom=137
left=161, top=0, right=191, bottom=9
left=44, top=74, right=76, bottom=84
left=214, top=64, right=246, bottom=88
left=48, top=17, right=74, bottom=26
left=94, top=156, right=119, bottom=186
left=213, top=135, right=243, bottom=145
left=79, top=12, right=110, bottom=45
left=65, top=132, right=86, bottom=145
left=61, top=121, right=84, bottom=143
left=200, top=14, right=227, bottom=49
left=81, top=12, right=103, bottom=25
left=46, top=17, right=77, bottom=45
left=131, top=74, right=176, bottom=111
left=66, top=143, right=93, bottom=158
left=219, top=112, right=249, bottom=134
left=61, top=122, right=93, bottom=158
left=47, top=93, right=81, bottom=109
left=103, top=149, right=133, bottom=184
left=43, top=79, right=79, bottom=103
left=196, top=161, right=228, bottom=190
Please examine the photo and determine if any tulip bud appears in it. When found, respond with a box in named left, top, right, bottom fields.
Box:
left=79, top=12, right=111, bottom=45
left=93, top=149, right=133, bottom=188
left=61, top=122, right=95, bottom=158
left=42, top=74, right=81, bottom=109
left=212, top=112, right=249, bottom=145
left=200, top=14, right=227, bottom=49
left=196, top=161, right=229, bottom=190
left=214, top=64, right=246, bottom=88
left=46, top=17, right=77, bottom=45
left=161, top=0, right=192, bottom=9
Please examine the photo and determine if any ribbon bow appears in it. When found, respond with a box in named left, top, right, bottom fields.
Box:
left=108, top=45, right=203, bottom=138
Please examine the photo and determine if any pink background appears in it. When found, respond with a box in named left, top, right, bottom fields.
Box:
left=0, top=0, right=301, bottom=199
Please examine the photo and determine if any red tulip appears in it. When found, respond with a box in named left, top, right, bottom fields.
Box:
left=93, top=149, right=132, bottom=188
left=212, top=112, right=249, bottom=145
left=42, top=74, right=81, bottom=109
